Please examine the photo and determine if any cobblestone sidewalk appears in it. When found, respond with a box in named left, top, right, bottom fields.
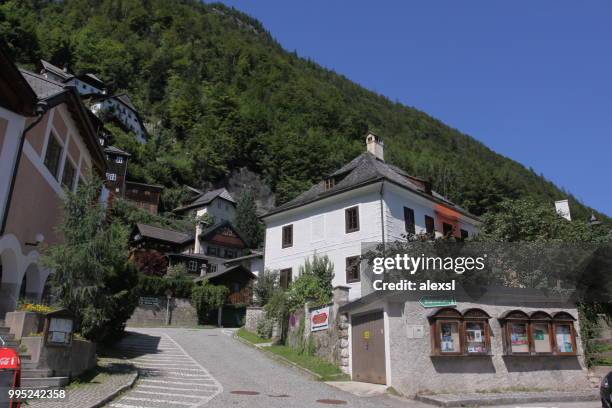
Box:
left=27, top=358, right=138, bottom=408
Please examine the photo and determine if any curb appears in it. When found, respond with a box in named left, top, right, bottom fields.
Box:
left=233, top=333, right=323, bottom=380
left=87, top=368, right=139, bottom=408
left=415, top=390, right=599, bottom=407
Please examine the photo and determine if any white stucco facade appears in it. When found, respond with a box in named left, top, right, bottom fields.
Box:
left=263, top=181, right=480, bottom=301
left=90, top=98, right=146, bottom=143
left=193, top=197, right=237, bottom=255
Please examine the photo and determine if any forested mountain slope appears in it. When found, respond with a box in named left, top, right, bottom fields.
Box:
left=1, top=0, right=606, bottom=222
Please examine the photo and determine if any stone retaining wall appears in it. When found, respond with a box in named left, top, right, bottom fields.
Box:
left=245, top=307, right=264, bottom=333
left=285, top=286, right=350, bottom=369
left=127, top=297, right=198, bottom=327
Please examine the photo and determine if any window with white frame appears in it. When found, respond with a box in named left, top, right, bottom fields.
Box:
left=115, top=156, right=123, bottom=164
left=106, top=173, right=117, bottom=181
left=187, top=261, right=198, bottom=272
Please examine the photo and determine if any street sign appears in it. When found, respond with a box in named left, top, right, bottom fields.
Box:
left=419, top=296, right=456, bottom=308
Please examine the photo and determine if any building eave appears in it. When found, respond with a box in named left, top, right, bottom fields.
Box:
left=261, top=176, right=481, bottom=223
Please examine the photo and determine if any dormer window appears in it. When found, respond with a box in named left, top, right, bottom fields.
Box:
left=324, top=177, right=335, bottom=191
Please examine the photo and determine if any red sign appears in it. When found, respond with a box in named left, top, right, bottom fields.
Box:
left=310, top=306, right=330, bottom=332
left=0, top=348, right=20, bottom=370
left=312, top=312, right=328, bottom=325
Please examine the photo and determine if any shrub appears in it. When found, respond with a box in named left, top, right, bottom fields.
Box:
left=252, top=269, right=278, bottom=306
left=191, top=283, right=229, bottom=324
left=137, top=274, right=194, bottom=298
left=18, top=302, right=53, bottom=314
left=166, top=263, right=188, bottom=278
left=131, top=250, right=168, bottom=276
left=299, top=254, right=334, bottom=298
left=256, top=315, right=274, bottom=339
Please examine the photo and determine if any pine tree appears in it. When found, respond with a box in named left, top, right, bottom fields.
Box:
left=43, top=178, right=139, bottom=343
left=235, top=189, right=264, bottom=248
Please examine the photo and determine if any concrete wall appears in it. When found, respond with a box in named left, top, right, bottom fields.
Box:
left=21, top=336, right=96, bottom=378
left=127, top=297, right=198, bottom=327
left=346, top=295, right=589, bottom=396
left=5, top=311, right=44, bottom=340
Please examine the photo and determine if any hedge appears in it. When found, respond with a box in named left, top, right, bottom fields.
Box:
left=137, top=274, right=194, bottom=299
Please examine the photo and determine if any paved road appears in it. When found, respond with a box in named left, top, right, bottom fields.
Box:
left=106, top=327, right=600, bottom=408
left=106, top=331, right=222, bottom=408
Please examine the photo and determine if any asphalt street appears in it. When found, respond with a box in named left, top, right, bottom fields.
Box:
left=104, top=327, right=600, bottom=408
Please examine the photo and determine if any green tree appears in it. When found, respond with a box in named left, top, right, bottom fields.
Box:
left=43, top=178, right=139, bottom=343
left=252, top=269, right=278, bottom=306
left=298, top=254, right=334, bottom=301
left=477, top=198, right=610, bottom=243
left=191, top=282, right=229, bottom=325
left=234, top=189, right=263, bottom=248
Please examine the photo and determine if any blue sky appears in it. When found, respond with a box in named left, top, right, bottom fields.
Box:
left=214, top=1, right=611, bottom=217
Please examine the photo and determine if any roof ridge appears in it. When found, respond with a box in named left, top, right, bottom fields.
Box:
left=20, top=69, right=66, bottom=88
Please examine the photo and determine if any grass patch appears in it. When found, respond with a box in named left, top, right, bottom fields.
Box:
left=266, top=345, right=349, bottom=381
left=593, top=357, right=612, bottom=366
left=593, top=343, right=612, bottom=353
left=236, top=328, right=270, bottom=344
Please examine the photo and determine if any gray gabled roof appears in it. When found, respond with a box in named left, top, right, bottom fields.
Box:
left=201, top=264, right=257, bottom=281
left=20, top=69, right=65, bottom=100
left=40, top=60, right=74, bottom=81
left=116, top=93, right=137, bottom=112
left=263, top=152, right=478, bottom=221
left=134, top=223, right=194, bottom=245
left=224, top=250, right=264, bottom=265
left=174, top=188, right=235, bottom=212
left=199, top=220, right=247, bottom=247
left=104, top=145, right=131, bottom=156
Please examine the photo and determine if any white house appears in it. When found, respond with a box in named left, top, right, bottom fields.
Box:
left=40, top=60, right=147, bottom=144
left=262, top=132, right=481, bottom=300
left=40, top=60, right=106, bottom=96
left=89, top=94, right=147, bottom=144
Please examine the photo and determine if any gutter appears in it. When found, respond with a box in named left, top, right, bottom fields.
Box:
left=0, top=102, right=48, bottom=235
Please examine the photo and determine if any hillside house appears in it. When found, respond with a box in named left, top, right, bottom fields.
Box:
left=174, top=188, right=238, bottom=255
left=89, top=93, right=147, bottom=144
left=40, top=60, right=106, bottom=96
left=124, top=181, right=163, bottom=215
left=104, top=145, right=130, bottom=196
left=0, top=48, right=106, bottom=316
left=262, top=132, right=481, bottom=300
left=40, top=60, right=147, bottom=144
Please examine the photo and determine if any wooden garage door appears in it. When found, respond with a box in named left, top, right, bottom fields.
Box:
left=351, top=311, right=386, bottom=384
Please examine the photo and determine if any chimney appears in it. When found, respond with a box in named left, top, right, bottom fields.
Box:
left=555, top=199, right=571, bottom=221
left=366, top=131, right=384, bottom=161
